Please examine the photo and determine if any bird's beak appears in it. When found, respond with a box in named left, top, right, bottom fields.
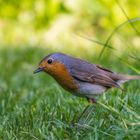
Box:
left=33, top=67, right=44, bottom=74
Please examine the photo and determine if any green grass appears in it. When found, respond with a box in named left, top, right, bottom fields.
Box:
left=0, top=47, right=140, bottom=140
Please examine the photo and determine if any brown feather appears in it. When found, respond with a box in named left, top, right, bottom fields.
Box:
left=71, top=64, right=140, bottom=88
left=71, top=69, right=119, bottom=88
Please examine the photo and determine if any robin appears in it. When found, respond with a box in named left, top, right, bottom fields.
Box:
left=34, top=52, right=140, bottom=103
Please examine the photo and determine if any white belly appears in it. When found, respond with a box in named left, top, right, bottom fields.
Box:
left=75, top=82, right=106, bottom=98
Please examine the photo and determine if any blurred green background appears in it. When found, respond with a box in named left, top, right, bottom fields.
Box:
left=0, top=0, right=140, bottom=139
left=0, top=0, right=140, bottom=52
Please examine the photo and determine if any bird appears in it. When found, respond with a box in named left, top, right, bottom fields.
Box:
left=34, top=52, right=140, bottom=103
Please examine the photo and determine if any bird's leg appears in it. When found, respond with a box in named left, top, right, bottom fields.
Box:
left=77, top=98, right=96, bottom=120
left=76, top=105, right=90, bottom=122
left=121, top=87, right=126, bottom=94
left=77, top=98, right=96, bottom=119
left=75, top=98, right=96, bottom=127
left=71, top=105, right=90, bottom=128
left=87, top=97, right=97, bottom=104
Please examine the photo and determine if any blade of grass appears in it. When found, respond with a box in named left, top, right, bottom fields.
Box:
left=99, top=17, right=140, bottom=59
left=117, top=56, right=140, bottom=74
left=115, top=0, right=140, bottom=37
left=75, top=33, right=116, bottom=50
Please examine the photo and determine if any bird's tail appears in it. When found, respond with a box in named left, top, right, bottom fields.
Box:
left=116, top=74, right=140, bottom=84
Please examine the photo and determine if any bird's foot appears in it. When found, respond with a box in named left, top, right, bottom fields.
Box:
left=87, top=97, right=97, bottom=104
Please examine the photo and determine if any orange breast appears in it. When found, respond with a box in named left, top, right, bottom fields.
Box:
left=46, top=62, right=78, bottom=92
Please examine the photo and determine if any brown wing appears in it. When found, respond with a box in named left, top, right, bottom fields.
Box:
left=96, top=65, right=114, bottom=73
left=71, top=65, right=120, bottom=88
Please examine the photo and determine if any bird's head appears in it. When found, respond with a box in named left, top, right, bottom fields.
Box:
left=34, top=52, right=79, bottom=91
left=34, top=53, right=68, bottom=76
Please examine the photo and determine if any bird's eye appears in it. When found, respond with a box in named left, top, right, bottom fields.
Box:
left=47, top=58, right=53, bottom=64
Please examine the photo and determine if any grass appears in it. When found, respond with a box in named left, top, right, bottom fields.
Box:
left=0, top=46, right=140, bottom=140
